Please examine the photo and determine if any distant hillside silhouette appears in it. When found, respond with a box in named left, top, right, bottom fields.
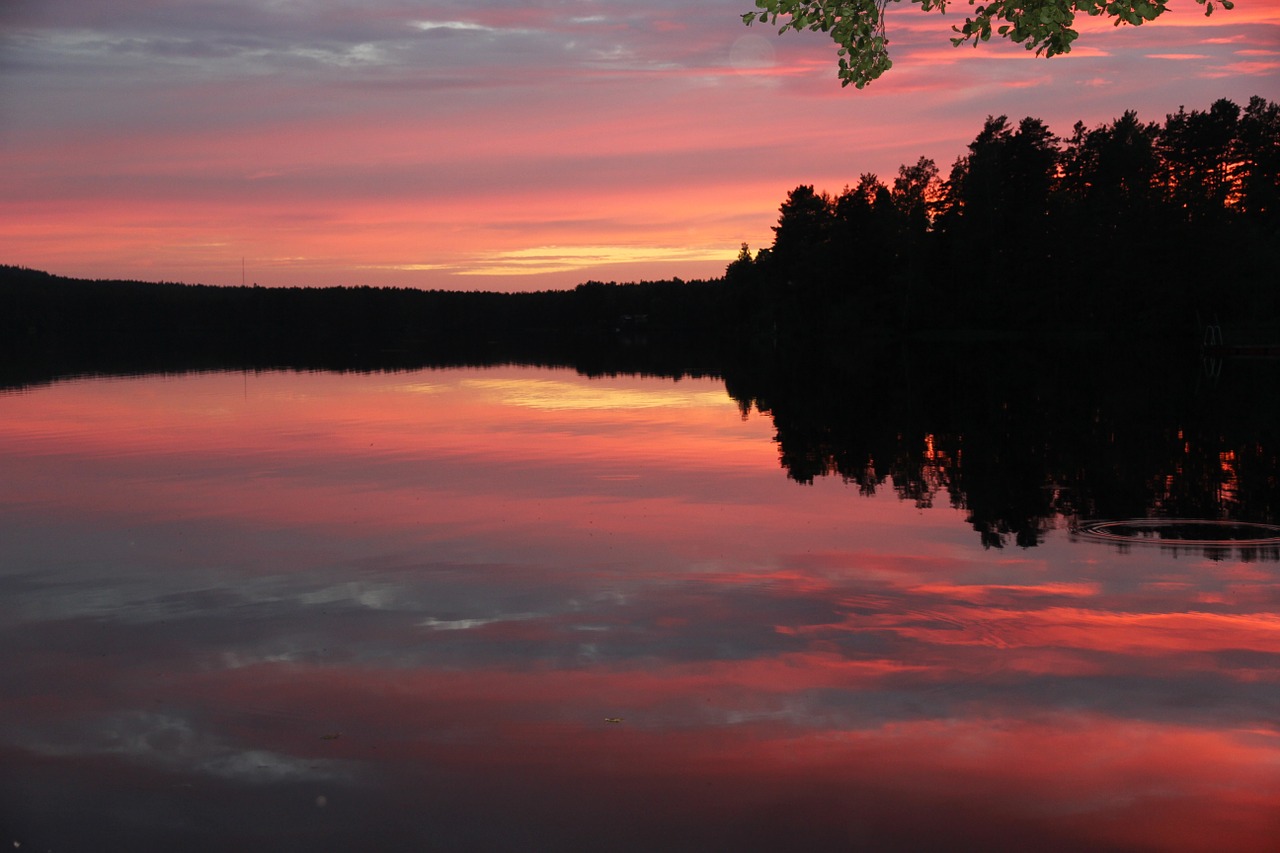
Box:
left=0, top=265, right=729, bottom=386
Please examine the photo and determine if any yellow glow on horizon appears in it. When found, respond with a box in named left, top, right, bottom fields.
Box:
left=453, top=244, right=735, bottom=277
left=462, top=378, right=731, bottom=411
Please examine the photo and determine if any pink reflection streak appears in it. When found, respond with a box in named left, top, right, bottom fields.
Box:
left=685, top=560, right=1280, bottom=682
left=853, top=605, right=1280, bottom=656
left=5, top=370, right=1280, bottom=848
left=0, top=371, right=943, bottom=562
left=169, top=659, right=1280, bottom=852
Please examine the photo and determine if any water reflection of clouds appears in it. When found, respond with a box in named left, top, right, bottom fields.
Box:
left=12, top=706, right=355, bottom=786
left=99, top=712, right=353, bottom=785
left=419, top=613, right=543, bottom=631
left=3, top=368, right=1279, bottom=849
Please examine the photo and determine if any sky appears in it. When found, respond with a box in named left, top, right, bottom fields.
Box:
left=2, top=0, right=1278, bottom=291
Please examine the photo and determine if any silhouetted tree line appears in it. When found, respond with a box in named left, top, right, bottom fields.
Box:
left=4, top=262, right=1276, bottom=552
left=0, top=266, right=729, bottom=387
left=6, top=96, right=1274, bottom=383
left=725, top=95, right=1280, bottom=343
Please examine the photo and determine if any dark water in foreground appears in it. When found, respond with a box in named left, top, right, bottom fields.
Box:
left=1, top=366, right=1277, bottom=851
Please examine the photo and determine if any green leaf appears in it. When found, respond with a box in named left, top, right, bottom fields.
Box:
left=738, top=0, right=1225, bottom=89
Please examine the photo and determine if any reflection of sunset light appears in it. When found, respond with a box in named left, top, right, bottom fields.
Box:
left=148, top=660, right=1280, bottom=850
left=462, top=378, right=730, bottom=411
left=1220, top=449, right=1239, bottom=510
left=3, top=367, right=1280, bottom=849
left=920, top=431, right=954, bottom=497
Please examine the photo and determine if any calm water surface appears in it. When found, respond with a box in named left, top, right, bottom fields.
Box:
left=2, top=367, right=1277, bottom=851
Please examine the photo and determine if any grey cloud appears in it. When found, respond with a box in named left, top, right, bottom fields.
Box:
left=2, top=0, right=752, bottom=83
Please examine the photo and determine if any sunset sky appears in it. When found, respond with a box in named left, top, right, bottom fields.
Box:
left=2, top=0, right=1278, bottom=290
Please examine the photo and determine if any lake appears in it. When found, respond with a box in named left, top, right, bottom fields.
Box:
left=2, top=364, right=1278, bottom=851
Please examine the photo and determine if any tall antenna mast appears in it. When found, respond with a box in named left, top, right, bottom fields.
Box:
left=241, top=257, right=245, bottom=287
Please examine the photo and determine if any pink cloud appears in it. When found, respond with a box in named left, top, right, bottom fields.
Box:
left=1207, top=60, right=1280, bottom=77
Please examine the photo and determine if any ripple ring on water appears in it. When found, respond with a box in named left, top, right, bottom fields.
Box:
left=1075, top=518, right=1280, bottom=548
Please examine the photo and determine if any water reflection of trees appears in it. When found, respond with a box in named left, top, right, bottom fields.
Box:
left=722, top=342, right=1279, bottom=553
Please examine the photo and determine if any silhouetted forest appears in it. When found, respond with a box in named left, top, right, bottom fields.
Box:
left=725, top=95, right=1280, bottom=345
left=3, top=96, right=1277, bottom=552
left=0, top=266, right=729, bottom=385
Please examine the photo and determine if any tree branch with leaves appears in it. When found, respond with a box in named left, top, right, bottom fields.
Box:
left=742, top=0, right=1235, bottom=88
